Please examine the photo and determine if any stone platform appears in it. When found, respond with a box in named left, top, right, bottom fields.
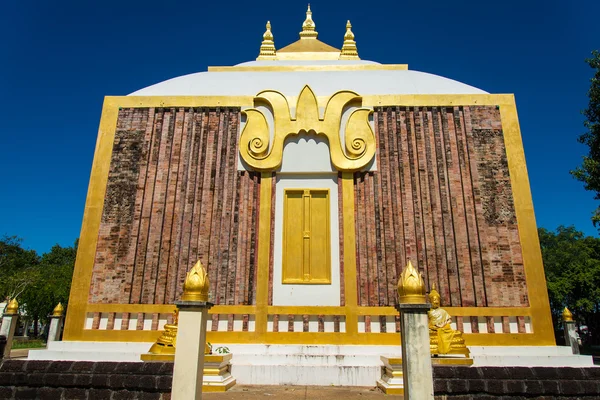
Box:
left=29, top=343, right=595, bottom=387
left=1, top=360, right=600, bottom=399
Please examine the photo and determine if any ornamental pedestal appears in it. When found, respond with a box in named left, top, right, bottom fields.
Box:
left=0, top=299, right=19, bottom=359
left=562, top=308, right=580, bottom=355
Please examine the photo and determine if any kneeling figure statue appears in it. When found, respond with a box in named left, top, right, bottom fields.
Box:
left=428, top=286, right=469, bottom=357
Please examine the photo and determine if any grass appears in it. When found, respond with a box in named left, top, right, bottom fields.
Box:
left=11, top=339, right=46, bottom=349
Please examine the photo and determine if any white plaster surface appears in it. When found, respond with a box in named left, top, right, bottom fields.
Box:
left=272, top=174, right=340, bottom=306
left=129, top=69, right=488, bottom=97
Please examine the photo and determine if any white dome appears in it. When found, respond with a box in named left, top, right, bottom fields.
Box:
left=129, top=59, right=487, bottom=97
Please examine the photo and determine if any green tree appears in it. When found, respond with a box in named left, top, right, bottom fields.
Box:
left=0, top=236, right=39, bottom=302
left=539, top=226, right=600, bottom=344
left=572, top=50, right=600, bottom=225
left=21, top=240, right=78, bottom=336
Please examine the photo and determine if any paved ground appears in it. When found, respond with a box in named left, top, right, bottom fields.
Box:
left=204, top=386, right=388, bottom=399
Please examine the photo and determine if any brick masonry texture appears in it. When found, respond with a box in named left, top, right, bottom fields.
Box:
left=355, top=106, right=527, bottom=308
left=90, top=108, right=260, bottom=305
left=0, top=361, right=598, bottom=399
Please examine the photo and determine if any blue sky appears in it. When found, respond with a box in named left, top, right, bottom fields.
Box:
left=0, top=0, right=598, bottom=253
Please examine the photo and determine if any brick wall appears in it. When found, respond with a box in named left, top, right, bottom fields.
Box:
left=355, top=106, right=527, bottom=308
left=89, top=107, right=260, bottom=306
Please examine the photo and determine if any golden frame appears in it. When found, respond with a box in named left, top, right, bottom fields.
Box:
left=63, top=93, right=554, bottom=347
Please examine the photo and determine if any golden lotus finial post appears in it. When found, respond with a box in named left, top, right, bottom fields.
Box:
left=0, top=298, right=20, bottom=359
left=171, top=260, right=214, bottom=398
left=257, top=21, right=277, bottom=60
left=300, top=4, right=318, bottom=39
left=395, top=260, right=435, bottom=399
left=48, top=302, right=66, bottom=342
left=562, top=307, right=580, bottom=355
left=397, top=260, right=426, bottom=304
left=339, top=20, right=360, bottom=60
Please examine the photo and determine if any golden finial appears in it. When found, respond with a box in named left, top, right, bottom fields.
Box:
left=52, top=302, right=64, bottom=317
left=339, top=20, right=359, bottom=60
left=182, top=260, right=210, bottom=302
left=257, top=21, right=277, bottom=60
left=397, top=260, right=426, bottom=304
left=5, top=298, right=19, bottom=315
left=300, top=4, right=318, bottom=39
left=562, top=307, right=573, bottom=322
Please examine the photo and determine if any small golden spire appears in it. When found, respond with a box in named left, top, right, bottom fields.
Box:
left=300, top=4, right=318, bottom=39
left=182, top=260, right=210, bottom=302
left=257, top=21, right=277, bottom=60
left=562, top=307, right=573, bottom=322
left=5, top=298, right=18, bottom=315
left=339, top=20, right=359, bottom=60
left=397, top=260, right=426, bottom=304
left=52, top=302, right=64, bottom=317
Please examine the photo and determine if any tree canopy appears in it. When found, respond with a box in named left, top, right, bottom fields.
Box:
left=572, top=50, right=600, bottom=226
left=539, top=226, right=600, bottom=343
left=0, top=236, right=77, bottom=335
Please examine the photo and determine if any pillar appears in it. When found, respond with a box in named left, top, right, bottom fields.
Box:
left=562, top=307, right=580, bottom=355
left=396, top=261, right=434, bottom=400
left=171, top=260, right=213, bottom=400
left=47, top=303, right=64, bottom=342
left=0, top=299, right=20, bottom=359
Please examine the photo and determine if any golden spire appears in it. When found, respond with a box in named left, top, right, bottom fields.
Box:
left=339, top=20, right=359, bottom=60
left=5, top=298, right=18, bottom=314
left=397, top=260, right=426, bottom=304
left=52, top=302, right=64, bottom=317
left=257, top=21, right=277, bottom=60
left=562, top=307, right=573, bottom=322
left=300, top=4, right=318, bottom=39
left=182, top=260, right=210, bottom=302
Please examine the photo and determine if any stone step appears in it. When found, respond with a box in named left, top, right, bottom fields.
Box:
left=230, top=353, right=383, bottom=367
left=471, top=354, right=595, bottom=367
left=231, top=363, right=381, bottom=386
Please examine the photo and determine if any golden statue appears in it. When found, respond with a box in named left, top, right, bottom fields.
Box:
left=428, top=286, right=469, bottom=357
left=148, top=309, right=179, bottom=355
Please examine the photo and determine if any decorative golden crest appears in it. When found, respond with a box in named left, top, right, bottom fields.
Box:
left=5, top=298, right=18, bottom=315
left=239, top=85, right=375, bottom=172
left=52, top=302, right=64, bottom=317
left=182, top=260, right=210, bottom=302
left=397, top=260, right=426, bottom=304
left=562, top=307, right=573, bottom=322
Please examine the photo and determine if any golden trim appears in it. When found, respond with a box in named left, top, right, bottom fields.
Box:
left=255, top=172, right=273, bottom=334
left=363, top=94, right=515, bottom=107
left=107, top=96, right=253, bottom=108
left=207, top=64, right=409, bottom=72
left=500, top=100, right=555, bottom=345
left=85, top=304, right=257, bottom=314
left=83, top=303, right=530, bottom=318
left=65, top=93, right=553, bottom=347
left=342, top=172, right=359, bottom=338
left=63, top=97, right=119, bottom=340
